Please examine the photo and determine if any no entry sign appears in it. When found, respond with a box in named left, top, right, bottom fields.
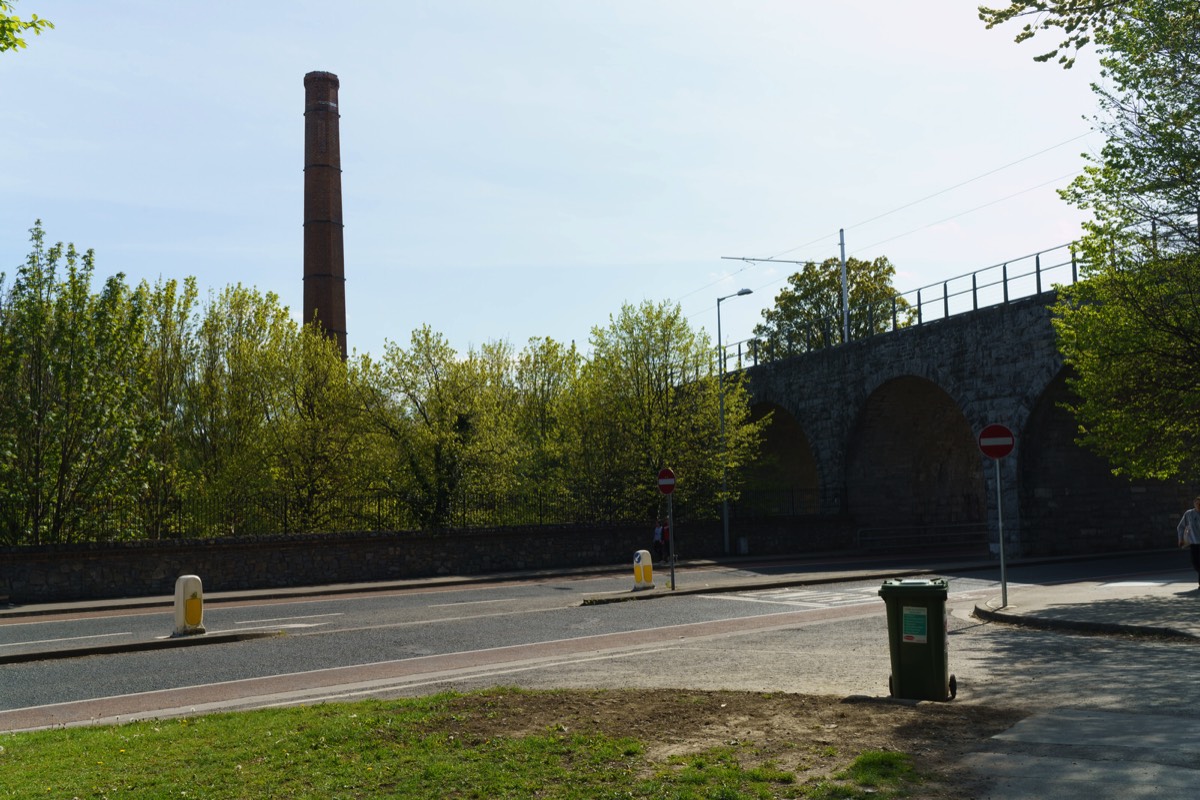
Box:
left=978, top=424, right=1015, bottom=460
left=657, top=468, right=676, bottom=494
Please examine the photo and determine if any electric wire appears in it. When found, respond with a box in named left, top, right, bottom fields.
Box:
left=849, top=170, right=1085, bottom=255
left=689, top=131, right=1099, bottom=327
left=759, top=131, right=1095, bottom=262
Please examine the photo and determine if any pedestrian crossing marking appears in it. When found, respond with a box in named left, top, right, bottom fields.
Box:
left=701, top=586, right=883, bottom=609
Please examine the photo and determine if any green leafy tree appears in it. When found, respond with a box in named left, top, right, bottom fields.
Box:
left=989, top=2, right=1200, bottom=478
left=362, top=326, right=520, bottom=530
left=1054, top=251, right=1200, bottom=479
left=568, top=300, right=764, bottom=522
left=753, top=256, right=912, bottom=356
left=0, top=0, right=52, bottom=53
left=512, top=336, right=580, bottom=516
left=978, top=1, right=1140, bottom=68
left=258, top=324, right=371, bottom=533
left=1060, top=2, right=1200, bottom=248
left=134, top=277, right=199, bottom=538
left=182, top=285, right=292, bottom=535
left=0, top=223, right=146, bottom=544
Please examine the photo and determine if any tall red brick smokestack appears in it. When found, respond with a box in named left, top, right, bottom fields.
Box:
left=303, top=70, right=347, bottom=357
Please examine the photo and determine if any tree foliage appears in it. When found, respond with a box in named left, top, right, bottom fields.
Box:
left=1021, top=2, right=1200, bottom=479
left=513, top=336, right=580, bottom=501
left=0, top=223, right=146, bottom=544
left=1061, top=1, right=1200, bottom=247
left=362, top=327, right=521, bottom=530
left=1054, top=251, right=1200, bottom=479
left=978, top=0, right=1125, bottom=68
left=0, top=225, right=766, bottom=543
left=573, top=301, right=765, bottom=522
left=0, top=0, right=52, bottom=54
left=753, top=256, right=911, bottom=355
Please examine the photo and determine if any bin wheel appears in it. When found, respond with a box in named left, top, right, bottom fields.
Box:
left=948, top=675, right=957, bottom=700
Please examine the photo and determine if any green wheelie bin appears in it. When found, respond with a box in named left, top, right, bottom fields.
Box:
left=878, top=578, right=957, bottom=701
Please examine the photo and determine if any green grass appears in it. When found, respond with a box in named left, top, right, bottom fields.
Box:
left=0, top=691, right=928, bottom=799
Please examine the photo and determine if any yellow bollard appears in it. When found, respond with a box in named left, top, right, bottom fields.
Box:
left=172, top=575, right=206, bottom=637
left=633, top=550, right=654, bottom=591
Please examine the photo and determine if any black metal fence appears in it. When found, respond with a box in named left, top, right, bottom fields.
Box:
left=0, top=485, right=828, bottom=546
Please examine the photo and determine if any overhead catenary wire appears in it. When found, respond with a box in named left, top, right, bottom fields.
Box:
left=699, top=168, right=1085, bottom=317
left=759, top=131, right=1096, bottom=262
left=688, top=131, right=1099, bottom=325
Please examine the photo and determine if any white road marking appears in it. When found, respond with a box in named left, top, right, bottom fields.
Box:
left=428, top=598, right=515, bottom=608
left=234, top=613, right=343, bottom=625
left=0, top=632, right=132, bottom=649
left=224, top=623, right=332, bottom=632
left=701, top=587, right=882, bottom=609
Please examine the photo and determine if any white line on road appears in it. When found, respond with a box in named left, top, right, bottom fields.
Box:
left=699, top=594, right=832, bottom=609
left=257, top=648, right=682, bottom=708
left=0, top=632, right=132, bottom=649
left=224, top=623, right=332, bottom=632
left=428, top=598, right=516, bottom=608
left=234, top=613, right=343, bottom=625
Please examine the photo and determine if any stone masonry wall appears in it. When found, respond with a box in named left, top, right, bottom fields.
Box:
left=0, top=517, right=853, bottom=604
left=746, top=293, right=1178, bottom=557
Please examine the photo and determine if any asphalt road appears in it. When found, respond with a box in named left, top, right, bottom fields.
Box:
left=0, top=552, right=1189, bottom=733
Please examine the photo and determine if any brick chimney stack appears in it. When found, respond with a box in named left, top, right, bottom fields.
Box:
left=303, top=70, right=347, bottom=357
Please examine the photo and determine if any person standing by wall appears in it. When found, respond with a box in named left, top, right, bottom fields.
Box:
left=1176, top=496, right=1200, bottom=589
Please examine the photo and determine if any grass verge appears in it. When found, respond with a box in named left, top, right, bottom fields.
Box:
left=0, top=688, right=931, bottom=799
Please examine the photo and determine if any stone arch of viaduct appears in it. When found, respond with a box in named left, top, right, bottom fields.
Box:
left=744, top=294, right=1180, bottom=555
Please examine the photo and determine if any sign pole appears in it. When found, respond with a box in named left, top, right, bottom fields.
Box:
left=977, top=423, right=1015, bottom=610
left=657, top=467, right=678, bottom=590
left=667, top=493, right=676, bottom=591
left=995, top=457, right=1007, bottom=608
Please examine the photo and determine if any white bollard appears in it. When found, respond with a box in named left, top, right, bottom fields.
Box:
left=172, top=574, right=206, bottom=637
left=633, top=550, right=654, bottom=591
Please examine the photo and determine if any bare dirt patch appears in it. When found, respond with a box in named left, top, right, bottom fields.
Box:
left=436, top=688, right=1026, bottom=797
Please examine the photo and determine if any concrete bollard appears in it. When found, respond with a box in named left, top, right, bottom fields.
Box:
left=633, top=550, right=654, bottom=591
left=172, top=575, right=206, bottom=637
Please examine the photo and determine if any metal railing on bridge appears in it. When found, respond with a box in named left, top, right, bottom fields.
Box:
left=719, top=242, right=1078, bottom=369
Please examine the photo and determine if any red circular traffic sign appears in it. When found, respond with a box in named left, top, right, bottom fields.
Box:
left=657, top=468, right=676, bottom=494
left=978, top=424, right=1015, bottom=459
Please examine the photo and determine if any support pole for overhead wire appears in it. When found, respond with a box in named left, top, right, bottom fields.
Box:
left=839, top=229, right=849, bottom=344
left=723, top=232, right=850, bottom=345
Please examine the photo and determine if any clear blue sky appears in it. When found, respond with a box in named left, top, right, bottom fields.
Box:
left=3, top=1, right=1102, bottom=358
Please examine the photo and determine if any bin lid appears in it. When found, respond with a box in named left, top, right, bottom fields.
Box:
left=878, top=577, right=948, bottom=597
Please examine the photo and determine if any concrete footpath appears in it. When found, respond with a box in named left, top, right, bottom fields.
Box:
left=3, top=552, right=1200, bottom=798
left=965, top=569, right=1200, bottom=799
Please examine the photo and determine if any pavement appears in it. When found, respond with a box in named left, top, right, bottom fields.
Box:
left=3, top=550, right=1200, bottom=798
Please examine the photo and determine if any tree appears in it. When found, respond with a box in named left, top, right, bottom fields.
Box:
left=134, top=277, right=199, bottom=539
left=1, top=1, right=52, bottom=53
left=568, top=301, right=764, bottom=522
left=182, top=285, right=293, bottom=535
left=256, top=324, right=372, bottom=533
left=978, top=1, right=1128, bottom=68
left=362, top=327, right=520, bottom=530
left=1053, top=250, right=1200, bottom=479
left=0, top=223, right=147, bottom=544
left=753, top=256, right=912, bottom=356
left=512, top=336, right=580, bottom=518
left=988, top=2, right=1200, bottom=478
left=1060, top=1, right=1200, bottom=249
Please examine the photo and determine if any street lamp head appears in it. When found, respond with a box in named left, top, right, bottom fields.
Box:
left=718, top=288, right=754, bottom=303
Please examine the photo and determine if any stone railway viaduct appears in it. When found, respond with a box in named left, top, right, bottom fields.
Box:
left=741, top=291, right=1180, bottom=556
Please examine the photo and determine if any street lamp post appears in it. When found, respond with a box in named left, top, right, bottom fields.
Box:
left=717, top=287, right=752, bottom=555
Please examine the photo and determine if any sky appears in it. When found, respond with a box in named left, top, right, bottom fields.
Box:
left=2, top=1, right=1104, bottom=358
